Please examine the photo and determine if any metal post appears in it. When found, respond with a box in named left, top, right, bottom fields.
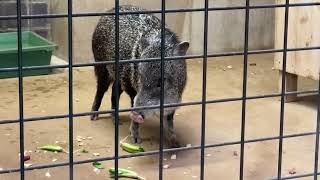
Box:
left=277, top=0, right=290, bottom=179
left=159, top=0, right=166, bottom=179
left=114, top=0, right=120, bottom=179
left=16, top=0, right=25, bottom=179
left=67, top=0, right=74, bottom=179
left=239, top=0, right=250, bottom=179
left=200, top=0, right=209, bottom=179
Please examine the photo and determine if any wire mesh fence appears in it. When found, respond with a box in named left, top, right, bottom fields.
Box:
left=0, top=0, right=319, bottom=180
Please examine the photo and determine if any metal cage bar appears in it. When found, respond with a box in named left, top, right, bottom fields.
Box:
left=0, top=90, right=318, bottom=125
left=200, top=0, right=209, bottom=179
left=16, top=0, right=25, bottom=179
left=1, top=2, right=320, bottom=21
left=113, top=0, right=120, bottom=179
left=67, top=0, right=74, bottom=179
left=277, top=0, right=290, bottom=179
left=159, top=0, right=166, bottom=179
left=314, top=80, right=320, bottom=180
left=314, top=76, right=320, bottom=179
left=1, top=46, right=320, bottom=74
left=0, top=1, right=319, bottom=180
left=1, top=131, right=318, bottom=175
left=239, top=0, right=250, bottom=179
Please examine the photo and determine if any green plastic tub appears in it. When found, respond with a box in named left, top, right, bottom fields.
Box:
left=0, top=31, right=57, bottom=79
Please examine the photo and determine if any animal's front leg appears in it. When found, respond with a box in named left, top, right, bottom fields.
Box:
left=130, top=120, right=142, bottom=144
left=165, top=113, right=180, bottom=148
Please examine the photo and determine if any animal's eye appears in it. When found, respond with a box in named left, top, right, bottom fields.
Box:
left=157, top=78, right=166, bottom=87
left=157, top=79, right=161, bottom=87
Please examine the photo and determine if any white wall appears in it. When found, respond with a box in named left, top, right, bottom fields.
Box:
left=50, top=0, right=275, bottom=63
left=184, top=0, right=274, bottom=55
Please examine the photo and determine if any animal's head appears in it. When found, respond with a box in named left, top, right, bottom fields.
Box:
left=130, top=32, right=189, bottom=123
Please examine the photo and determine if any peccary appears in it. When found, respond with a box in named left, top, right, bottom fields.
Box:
left=91, top=5, right=189, bottom=148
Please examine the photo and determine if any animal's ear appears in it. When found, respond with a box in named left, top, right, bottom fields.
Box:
left=139, top=36, right=150, bottom=50
left=174, top=41, right=189, bottom=56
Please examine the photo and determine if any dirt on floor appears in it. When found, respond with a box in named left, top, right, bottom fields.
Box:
left=0, top=54, right=319, bottom=180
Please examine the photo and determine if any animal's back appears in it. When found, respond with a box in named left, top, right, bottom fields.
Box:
left=92, top=5, right=162, bottom=80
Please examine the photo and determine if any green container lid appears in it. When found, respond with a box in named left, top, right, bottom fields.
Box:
left=0, top=31, right=57, bottom=54
left=0, top=31, right=58, bottom=79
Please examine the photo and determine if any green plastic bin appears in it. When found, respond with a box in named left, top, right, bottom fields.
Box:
left=0, top=31, right=57, bottom=79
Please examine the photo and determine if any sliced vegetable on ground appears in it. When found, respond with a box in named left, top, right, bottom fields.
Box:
left=120, top=142, right=144, bottom=153
left=39, top=145, right=63, bottom=152
left=109, top=168, right=145, bottom=180
left=92, top=162, right=104, bottom=169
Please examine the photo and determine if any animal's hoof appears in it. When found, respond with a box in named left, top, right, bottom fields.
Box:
left=169, top=139, right=181, bottom=148
left=131, top=136, right=142, bottom=144
left=90, top=114, right=99, bottom=121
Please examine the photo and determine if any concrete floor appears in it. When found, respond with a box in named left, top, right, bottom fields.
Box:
left=0, top=54, right=319, bottom=180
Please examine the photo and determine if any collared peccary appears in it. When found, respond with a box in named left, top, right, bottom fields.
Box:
left=91, top=5, right=189, bottom=148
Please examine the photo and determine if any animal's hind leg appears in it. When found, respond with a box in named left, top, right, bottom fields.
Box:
left=125, top=86, right=137, bottom=107
left=111, top=82, right=123, bottom=124
left=91, top=65, right=111, bottom=121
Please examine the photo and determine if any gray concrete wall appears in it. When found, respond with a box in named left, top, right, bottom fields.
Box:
left=49, top=0, right=275, bottom=63
left=0, top=0, right=51, bottom=38
left=184, top=0, right=275, bottom=55
left=50, top=1, right=68, bottom=60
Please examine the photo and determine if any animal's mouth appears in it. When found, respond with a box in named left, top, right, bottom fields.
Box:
left=129, top=111, right=145, bottom=124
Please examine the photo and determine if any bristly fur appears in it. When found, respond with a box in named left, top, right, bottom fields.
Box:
left=91, top=5, right=188, bottom=146
left=92, top=5, right=187, bottom=107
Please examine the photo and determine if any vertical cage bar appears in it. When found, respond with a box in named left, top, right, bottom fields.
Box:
left=313, top=76, right=320, bottom=179
left=3, top=1, right=318, bottom=179
left=16, top=0, right=25, bottom=179
left=239, top=0, right=250, bottom=179
left=159, top=0, right=166, bottom=179
left=277, top=0, right=290, bottom=179
left=200, top=0, right=209, bottom=179
left=67, top=0, right=74, bottom=179
left=114, top=0, right=120, bottom=179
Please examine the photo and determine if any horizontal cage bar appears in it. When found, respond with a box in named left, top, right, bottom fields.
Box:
left=1, top=1, right=319, bottom=179
left=0, top=46, right=319, bottom=73
left=0, top=89, right=317, bottom=125
left=0, top=131, right=317, bottom=175
left=0, top=2, right=320, bottom=21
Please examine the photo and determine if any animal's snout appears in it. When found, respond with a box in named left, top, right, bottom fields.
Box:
left=129, top=111, right=145, bottom=124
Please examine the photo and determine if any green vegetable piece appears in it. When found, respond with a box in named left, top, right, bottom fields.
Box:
left=120, top=142, right=144, bottom=153
left=92, top=162, right=104, bottom=169
left=39, top=145, right=63, bottom=152
left=81, top=149, right=89, bottom=153
left=109, top=168, right=144, bottom=179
